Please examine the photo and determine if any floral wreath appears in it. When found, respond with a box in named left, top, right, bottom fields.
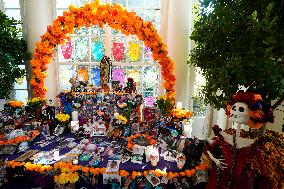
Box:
left=225, top=91, right=274, bottom=129
left=30, top=0, right=176, bottom=101
left=126, top=133, right=157, bottom=150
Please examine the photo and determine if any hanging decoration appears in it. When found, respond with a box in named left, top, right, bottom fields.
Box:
left=76, top=67, right=89, bottom=82
left=112, top=68, right=124, bottom=84
left=128, top=42, right=141, bottom=62
left=75, top=38, right=88, bottom=61
left=91, top=68, right=101, bottom=87
left=61, top=39, right=72, bottom=59
left=92, top=41, right=104, bottom=61
left=112, top=42, right=125, bottom=61
left=30, top=0, right=176, bottom=101
left=145, top=46, right=152, bottom=61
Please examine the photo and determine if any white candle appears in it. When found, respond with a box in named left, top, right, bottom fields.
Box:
left=72, top=111, right=79, bottom=121
left=176, top=102, right=182, bottom=109
left=183, top=122, right=192, bottom=138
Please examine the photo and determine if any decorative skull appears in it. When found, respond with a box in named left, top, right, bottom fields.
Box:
left=176, top=153, right=186, bottom=169
left=230, top=102, right=250, bottom=124
left=150, top=148, right=159, bottom=167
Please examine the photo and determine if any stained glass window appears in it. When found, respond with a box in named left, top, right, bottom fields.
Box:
left=56, top=0, right=161, bottom=105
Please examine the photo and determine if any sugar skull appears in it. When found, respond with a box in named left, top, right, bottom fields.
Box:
left=150, top=148, right=159, bottom=166
left=230, top=102, right=250, bottom=124
left=176, top=153, right=186, bottom=169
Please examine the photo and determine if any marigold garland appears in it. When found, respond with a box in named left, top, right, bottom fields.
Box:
left=126, top=133, right=157, bottom=150
left=6, top=160, right=209, bottom=182
left=0, top=130, right=40, bottom=146
left=30, top=0, right=176, bottom=101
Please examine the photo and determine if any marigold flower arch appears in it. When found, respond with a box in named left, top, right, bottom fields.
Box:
left=30, top=1, right=176, bottom=101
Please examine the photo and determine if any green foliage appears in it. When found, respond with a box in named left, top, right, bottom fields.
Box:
left=155, top=96, right=174, bottom=117
left=189, top=0, right=284, bottom=109
left=0, top=11, right=31, bottom=99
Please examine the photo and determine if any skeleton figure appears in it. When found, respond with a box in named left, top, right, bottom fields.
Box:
left=230, top=102, right=250, bottom=124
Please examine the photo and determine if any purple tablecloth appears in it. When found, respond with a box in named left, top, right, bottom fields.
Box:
left=1, top=133, right=181, bottom=172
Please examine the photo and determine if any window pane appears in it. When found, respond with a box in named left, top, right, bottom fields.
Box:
left=127, top=41, right=142, bottom=62
left=74, top=37, right=89, bottom=62
left=5, top=9, right=21, bottom=21
left=130, top=9, right=144, bottom=18
left=58, top=39, right=74, bottom=62
left=14, top=75, right=27, bottom=90
left=56, top=9, right=67, bottom=17
left=111, top=0, right=126, bottom=7
left=56, top=0, right=73, bottom=8
left=145, top=9, right=160, bottom=31
left=112, top=68, right=125, bottom=84
left=112, top=37, right=126, bottom=62
left=143, top=66, right=158, bottom=91
left=3, top=0, right=20, bottom=8
left=128, top=0, right=144, bottom=8
left=89, top=26, right=105, bottom=35
left=145, top=0, right=160, bottom=9
left=73, top=0, right=90, bottom=7
left=74, top=26, right=89, bottom=35
left=14, top=90, right=28, bottom=103
left=143, top=91, right=154, bottom=98
left=91, top=37, right=105, bottom=62
left=111, top=29, right=123, bottom=36
left=59, top=65, right=75, bottom=91
left=124, top=66, right=142, bottom=92
left=90, top=67, right=100, bottom=87
left=144, top=46, right=154, bottom=63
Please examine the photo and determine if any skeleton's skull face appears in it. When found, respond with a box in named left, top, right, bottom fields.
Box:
left=230, top=102, right=250, bottom=124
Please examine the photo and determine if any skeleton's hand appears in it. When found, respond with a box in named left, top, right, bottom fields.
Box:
left=207, top=151, right=227, bottom=170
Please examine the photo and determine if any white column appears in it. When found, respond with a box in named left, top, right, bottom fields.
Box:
left=24, top=0, right=57, bottom=105
left=164, top=0, right=192, bottom=109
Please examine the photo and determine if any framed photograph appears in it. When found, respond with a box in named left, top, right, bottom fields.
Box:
left=132, top=144, right=145, bottom=155
left=103, top=174, right=121, bottom=185
left=106, top=160, right=120, bottom=173
left=131, top=154, right=143, bottom=164
left=145, top=173, right=161, bottom=187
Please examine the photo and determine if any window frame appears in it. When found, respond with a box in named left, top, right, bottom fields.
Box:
left=55, top=0, right=163, bottom=102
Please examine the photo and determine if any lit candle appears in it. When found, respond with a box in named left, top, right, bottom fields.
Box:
left=183, top=122, right=192, bottom=138
left=72, top=111, right=79, bottom=121
left=176, top=102, right=182, bottom=109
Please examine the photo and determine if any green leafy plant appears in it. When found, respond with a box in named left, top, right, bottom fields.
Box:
left=0, top=11, right=31, bottom=99
left=155, top=96, right=174, bottom=117
left=189, top=0, right=284, bottom=109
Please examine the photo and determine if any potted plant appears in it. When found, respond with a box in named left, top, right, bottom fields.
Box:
left=0, top=11, right=31, bottom=104
left=26, top=97, right=46, bottom=120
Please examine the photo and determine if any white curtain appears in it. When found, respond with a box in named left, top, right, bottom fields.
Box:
left=160, top=0, right=193, bottom=110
